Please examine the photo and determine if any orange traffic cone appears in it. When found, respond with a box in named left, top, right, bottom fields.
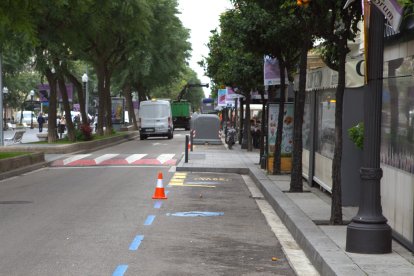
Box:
left=152, top=172, right=167, bottom=199
left=188, top=141, right=191, bottom=150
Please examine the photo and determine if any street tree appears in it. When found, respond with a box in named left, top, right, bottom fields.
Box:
left=301, top=0, right=361, bottom=224
left=231, top=0, right=301, bottom=174
left=113, top=0, right=191, bottom=130
left=69, top=0, right=154, bottom=136
left=203, top=9, right=264, bottom=151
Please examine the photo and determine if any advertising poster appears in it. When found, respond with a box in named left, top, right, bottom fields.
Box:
left=218, top=89, right=227, bottom=106
left=268, top=103, right=294, bottom=156
left=111, top=97, right=125, bottom=124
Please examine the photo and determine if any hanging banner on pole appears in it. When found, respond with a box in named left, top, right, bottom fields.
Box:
left=218, top=89, right=227, bottom=106
left=38, top=83, right=74, bottom=102
left=344, top=0, right=403, bottom=31
left=226, top=87, right=241, bottom=99
left=264, top=56, right=288, bottom=86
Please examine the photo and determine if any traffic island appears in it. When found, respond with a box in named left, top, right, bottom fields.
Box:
left=0, top=152, right=46, bottom=180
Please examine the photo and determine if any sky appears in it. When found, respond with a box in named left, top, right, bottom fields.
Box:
left=177, top=0, right=233, bottom=97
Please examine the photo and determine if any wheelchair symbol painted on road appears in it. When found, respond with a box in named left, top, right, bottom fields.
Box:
left=166, top=211, right=224, bottom=217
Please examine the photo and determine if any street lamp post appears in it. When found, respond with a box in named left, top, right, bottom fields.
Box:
left=82, top=73, right=88, bottom=116
left=345, top=4, right=391, bottom=254
left=0, top=87, right=7, bottom=146
left=3, top=87, right=8, bottom=130
left=30, top=90, right=34, bottom=129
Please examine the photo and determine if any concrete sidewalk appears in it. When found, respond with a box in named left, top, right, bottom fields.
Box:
left=177, top=142, right=414, bottom=276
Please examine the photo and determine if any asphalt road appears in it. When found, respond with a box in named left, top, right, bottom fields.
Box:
left=0, top=130, right=294, bottom=275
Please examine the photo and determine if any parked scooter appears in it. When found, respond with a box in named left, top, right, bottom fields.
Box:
left=226, top=127, right=236, bottom=149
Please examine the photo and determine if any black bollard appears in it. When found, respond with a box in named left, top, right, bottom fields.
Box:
left=185, top=134, right=189, bottom=163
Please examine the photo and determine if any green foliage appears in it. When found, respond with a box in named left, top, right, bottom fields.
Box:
left=348, top=122, right=364, bottom=150
left=0, top=152, right=28, bottom=160
left=203, top=9, right=263, bottom=95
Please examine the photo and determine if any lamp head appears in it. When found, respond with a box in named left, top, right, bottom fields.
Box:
left=82, top=73, right=88, bottom=82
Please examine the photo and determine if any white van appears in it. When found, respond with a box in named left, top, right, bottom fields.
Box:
left=139, top=99, right=173, bottom=140
left=14, top=111, right=36, bottom=125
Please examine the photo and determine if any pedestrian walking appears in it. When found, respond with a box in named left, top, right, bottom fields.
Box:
left=74, top=114, right=81, bottom=129
left=59, top=116, right=66, bottom=138
left=37, top=113, right=45, bottom=133
left=93, top=114, right=98, bottom=132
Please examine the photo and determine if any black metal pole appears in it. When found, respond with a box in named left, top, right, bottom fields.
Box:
left=346, top=4, right=391, bottom=254
left=30, top=96, right=34, bottom=129
left=185, top=134, right=189, bottom=163
left=190, top=130, right=194, bottom=152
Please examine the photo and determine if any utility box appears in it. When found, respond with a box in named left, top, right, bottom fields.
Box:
left=191, top=114, right=222, bottom=145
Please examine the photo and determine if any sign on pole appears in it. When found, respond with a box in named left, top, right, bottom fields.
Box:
left=344, top=0, right=403, bottom=31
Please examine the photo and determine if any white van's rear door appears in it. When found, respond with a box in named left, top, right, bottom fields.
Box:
left=140, top=103, right=169, bottom=132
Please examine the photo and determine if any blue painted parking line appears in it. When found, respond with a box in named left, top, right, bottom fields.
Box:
left=113, top=264, right=128, bottom=276
left=167, top=211, right=224, bottom=217
left=144, top=215, right=155, bottom=225
left=154, top=201, right=163, bottom=208
left=129, top=235, right=144, bottom=250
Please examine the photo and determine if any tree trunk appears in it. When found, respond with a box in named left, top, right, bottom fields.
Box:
left=247, top=95, right=253, bottom=151
left=242, top=93, right=253, bottom=151
left=260, top=88, right=266, bottom=162
left=104, top=67, right=113, bottom=135
left=290, top=42, right=309, bottom=192
left=239, top=97, right=244, bottom=145
left=95, top=64, right=105, bottom=136
left=64, top=69, right=87, bottom=124
left=58, top=76, right=76, bottom=142
left=123, top=83, right=138, bottom=130
left=330, top=37, right=347, bottom=225
left=273, top=57, right=286, bottom=174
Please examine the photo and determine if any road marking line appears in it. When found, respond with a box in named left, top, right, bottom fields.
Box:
left=242, top=175, right=319, bottom=276
left=129, top=235, right=144, bottom=250
left=50, top=165, right=171, bottom=169
left=62, top=154, right=91, bottom=165
left=154, top=201, right=163, bottom=208
left=144, top=215, right=155, bottom=225
left=174, top=172, right=187, bottom=176
left=157, top=154, right=175, bottom=164
left=125, top=154, right=147, bottom=164
left=113, top=264, right=128, bottom=276
left=169, top=179, right=183, bottom=183
left=94, top=154, right=119, bottom=164
left=185, top=181, right=222, bottom=185
left=168, top=183, right=216, bottom=188
left=168, top=166, right=176, bottom=172
left=172, top=175, right=186, bottom=179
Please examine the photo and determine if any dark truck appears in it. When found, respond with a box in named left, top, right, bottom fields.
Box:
left=171, top=100, right=191, bottom=130
left=172, top=82, right=209, bottom=130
